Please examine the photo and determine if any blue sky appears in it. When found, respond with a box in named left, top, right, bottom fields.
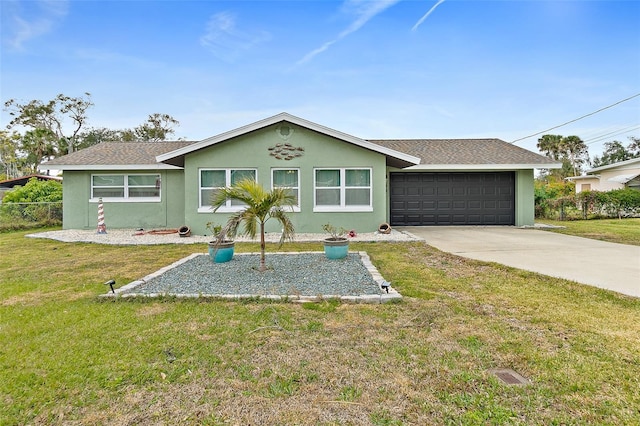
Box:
left=1, top=0, right=639, bottom=159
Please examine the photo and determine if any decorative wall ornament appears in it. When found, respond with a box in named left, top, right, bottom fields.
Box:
left=276, top=125, right=294, bottom=140
left=268, top=143, right=305, bottom=160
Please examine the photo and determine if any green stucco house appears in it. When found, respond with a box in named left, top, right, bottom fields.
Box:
left=42, top=113, right=560, bottom=235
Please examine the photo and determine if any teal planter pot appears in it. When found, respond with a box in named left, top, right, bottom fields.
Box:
left=323, top=238, right=349, bottom=260
left=208, top=240, right=235, bottom=263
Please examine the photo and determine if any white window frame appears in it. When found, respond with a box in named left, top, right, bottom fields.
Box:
left=198, top=168, right=257, bottom=213
left=90, top=173, right=161, bottom=203
left=271, top=168, right=301, bottom=212
left=313, top=168, right=373, bottom=212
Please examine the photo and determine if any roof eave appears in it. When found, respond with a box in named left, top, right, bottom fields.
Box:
left=157, top=112, right=420, bottom=166
left=587, top=157, right=640, bottom=173
left=566, top=175, right=600, bottom=181
left=40, top=164, right=183, bottom=171
left=402, top=163, right=563, bottom=171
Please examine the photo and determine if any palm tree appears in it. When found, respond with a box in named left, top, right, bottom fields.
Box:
left=561, top=135, right=588, bottom=177
left=211, top=178, right=296, bottom=272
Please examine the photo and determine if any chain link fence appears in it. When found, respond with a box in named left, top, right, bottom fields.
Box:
left=0, top=202, right=63, bottom=230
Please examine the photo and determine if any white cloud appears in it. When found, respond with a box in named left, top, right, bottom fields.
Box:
left=297, top=0, right=401, bottom=65
left=1, top=0, right=69, bottom=50
left=199, top=11, right=271, bottom=61
left=297, top=0, right=448, bottom=66
left=412, top=0, right=446, bottom=32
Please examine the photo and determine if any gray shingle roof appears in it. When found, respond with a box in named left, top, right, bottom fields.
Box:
left=41, top=137, right=557, bottom=170
left=43, top=141, right=195, bottom=167
left=367, top=139, right=557, bottom=165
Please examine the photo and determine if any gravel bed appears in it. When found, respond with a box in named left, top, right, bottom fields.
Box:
left=120, top=252, right=385, bottom=297
left=26, top=228, right=420, bottom=245
left=28, top=228, right=407, bottom=301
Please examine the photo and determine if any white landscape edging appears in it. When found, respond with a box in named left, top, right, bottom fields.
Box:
left=101, top=251, right=402, bottom=304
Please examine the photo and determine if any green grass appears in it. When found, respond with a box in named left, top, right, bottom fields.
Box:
left=537, top=217, right=640, bottom=246
left=1, top=228, right=639, bottom=425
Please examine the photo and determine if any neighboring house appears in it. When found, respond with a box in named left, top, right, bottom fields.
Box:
left=568, top=157, right=640, bottom=193
left=41, top=113, right=560, bottom=234
left=0, top=174, right=62, bottom=201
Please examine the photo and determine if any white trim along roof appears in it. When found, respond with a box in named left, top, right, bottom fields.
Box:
left=44, top=164, right=182, bottom=171
left=607, top=173, right=640, bottom=184
left=566, top=175, right=599, bottom=181
left=156, top=112, right=421, bottom=168
left=587, top=157, right=640, bottom=173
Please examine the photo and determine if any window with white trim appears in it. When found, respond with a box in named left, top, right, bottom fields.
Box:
left=199, top=168, right=256, bottom=212
left=314, top=168, right=372, bottom=211
left=272, top=168, right=300, bottom=211
left=91, top=174, right=161, bottom=201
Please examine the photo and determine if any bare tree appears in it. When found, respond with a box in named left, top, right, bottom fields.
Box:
left=4, top=93, right=94, bottom=154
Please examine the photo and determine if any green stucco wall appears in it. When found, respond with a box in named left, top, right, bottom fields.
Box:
left=61, top=169, right=184, bottom=230
left=61, top=171, right=89, bottom=229
left=515, top=169, right=535, bottom=226
left=183, top=123, right=389, bottom=236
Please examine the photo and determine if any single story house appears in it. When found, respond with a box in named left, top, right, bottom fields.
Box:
left=41, top=113, right=560, bottom=235
left=567, top=157, right=640, bottom=193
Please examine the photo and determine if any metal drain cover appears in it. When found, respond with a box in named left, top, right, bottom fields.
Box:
left=489, top=368, right=529, bottom=385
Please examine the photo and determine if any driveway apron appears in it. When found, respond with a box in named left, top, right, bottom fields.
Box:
left=398, top=226, right=640, bottom=298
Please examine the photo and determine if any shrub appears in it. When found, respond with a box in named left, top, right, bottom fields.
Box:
left=534, top=180, right=575, bottom=219
left=599, top=189, right=640, bottom=219
left=2, top=178, right=62, bottom=203
left=0, top=178, right=63, bottom=230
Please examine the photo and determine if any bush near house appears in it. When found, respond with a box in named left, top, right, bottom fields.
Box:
left=0, top=178, right=63, bottom=230
left=599, top=188, right=640, bottom=218
left=535, top=183, right=640, bottom=220
left=534, top=180, right=575, bottom=219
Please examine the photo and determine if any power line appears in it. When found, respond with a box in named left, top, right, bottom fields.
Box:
left=583, top=125, right=640, bottom=146
left=510, top=93, right=640, bottom=144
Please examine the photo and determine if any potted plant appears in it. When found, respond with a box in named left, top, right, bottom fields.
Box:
left=206, top=222, right=235, bottom=263
left=322, top=223, right=349, bottom=259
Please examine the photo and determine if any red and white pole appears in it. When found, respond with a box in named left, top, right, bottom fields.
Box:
left=97, top=197, right=107, bottom=234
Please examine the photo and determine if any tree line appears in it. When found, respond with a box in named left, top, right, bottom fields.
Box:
left=535, top=134, right=640, bottom=220
left=1, top=93, right=638, bottom=183
left=1, top=93, right=180, bottom=179
left=536, top=134, right=640, bottom=182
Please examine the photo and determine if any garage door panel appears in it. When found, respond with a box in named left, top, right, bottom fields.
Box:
left=498, top=215, right=513, bottom=224
left=421, top=214, right=436, bottom=223
left=467, top=214, right=482, bottom=224
left=422, top=200, right=436, bottom=209
left=390, top=172, right=515, bottom=226
left=391, top=187, right=406, bottom=196
left=468, top=200, right=482, bottom=209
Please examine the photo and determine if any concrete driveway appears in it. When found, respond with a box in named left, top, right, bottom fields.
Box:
left=398, top=226, right=640, bottom=298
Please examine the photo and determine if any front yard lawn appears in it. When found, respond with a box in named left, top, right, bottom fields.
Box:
left=537, top=218, right=640, bottom=246
left=1, top=229, right=639, bottom=425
